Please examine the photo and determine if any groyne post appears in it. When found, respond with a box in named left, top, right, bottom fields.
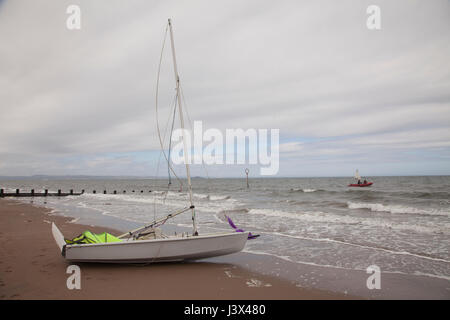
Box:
left=245, top=168, right=250, bottom=189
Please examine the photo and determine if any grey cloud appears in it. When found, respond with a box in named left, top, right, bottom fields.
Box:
left=0, top=0, right=449, bottom=176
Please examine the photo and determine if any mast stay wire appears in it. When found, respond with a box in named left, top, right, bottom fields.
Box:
left=155, top=21, right=184, bottom=190
left=179, top=84, right=211, bottom=194
left=153, top=21, right=184, bottom=221
left=167, top=96, right=178, bottom=186
left=153, top=93, right=177, bottom=221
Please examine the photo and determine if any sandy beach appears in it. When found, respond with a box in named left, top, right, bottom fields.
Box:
left=0, top=199, right=347, bottom=300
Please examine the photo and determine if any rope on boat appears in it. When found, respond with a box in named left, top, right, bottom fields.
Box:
left=179, top=84, right=211, bottom=193
left=155, top=20, right=183, bottom=188
left=118, top=206, right=192, bottom=240
left=152, top=20, right=185, bottom=222
left=167, top=96, right=178, bottom=185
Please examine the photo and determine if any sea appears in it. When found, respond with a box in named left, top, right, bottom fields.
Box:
left=1, top=176, right=449, bottom=296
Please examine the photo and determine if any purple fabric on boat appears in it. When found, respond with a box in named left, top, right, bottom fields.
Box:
left=226, top=216, right=237, bottom=229
left=226, top=215, right=259, bottom=240
left=248, top=233, right=260, bottom=239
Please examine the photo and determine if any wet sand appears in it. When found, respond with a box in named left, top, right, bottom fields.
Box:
left=0, top=199, right=347, bottom=299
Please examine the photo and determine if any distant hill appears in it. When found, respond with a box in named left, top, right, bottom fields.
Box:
left=0, top=175, right=162, bottom=180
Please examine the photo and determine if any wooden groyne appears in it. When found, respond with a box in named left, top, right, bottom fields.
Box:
left=0, top=189, right=84, bottom=197
left=0, top=189, right=153, bottom=197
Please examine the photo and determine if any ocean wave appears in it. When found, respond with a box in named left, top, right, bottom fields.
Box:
left=81, top=193, right=187, bottom=208
left=80, top=191, right=236, bottom=216
left=247, top=208, right=449, bottom=234
left=347, top=201, right=450, bottom=217
left=150, top=191, right=232, bottom=202
left=400, top=191, right=450, bottom=200
left=68, top=217, right=80, bottom=224
left=220, top=208, right=250, bottom=214
left=279, top=199, right=348, bottom=208
left=82, top=191, right=207, bottom=204
left=209, top=195, right=231, bottom=201
left=244, top=249, right=450, bottom=281
left=193, top=193, right=209, bottom=200
left=289, top=188, right=320, bottom=193
left=269, top=232, right=450, bottom=263
left=248, top=208, right=361, bottom=224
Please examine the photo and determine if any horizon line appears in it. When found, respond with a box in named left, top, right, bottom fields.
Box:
left=0, top=174, right=449, bottom=179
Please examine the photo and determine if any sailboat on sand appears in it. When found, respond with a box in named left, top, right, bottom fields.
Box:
left=51, top=19, right=252, bottom=263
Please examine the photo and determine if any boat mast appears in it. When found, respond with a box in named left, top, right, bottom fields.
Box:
left=168, top=19, right=198, bottom=235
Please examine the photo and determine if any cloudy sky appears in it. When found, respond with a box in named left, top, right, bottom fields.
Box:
left=0, top=0, right=449, bottom=177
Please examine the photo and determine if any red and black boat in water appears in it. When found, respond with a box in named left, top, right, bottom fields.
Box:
left=348, top=182, right=373, bottom=187
left=348, top=170, right=373, bottom=187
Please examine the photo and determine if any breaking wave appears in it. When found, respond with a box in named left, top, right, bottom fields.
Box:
left=246, top=208, right=448, bottom=234
left=347, top=202, right=450, bottom=217
left=290, top=188, right=320, bottom=193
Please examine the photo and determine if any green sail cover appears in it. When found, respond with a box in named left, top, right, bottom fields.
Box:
left=65, top=231, right=122, bottom=244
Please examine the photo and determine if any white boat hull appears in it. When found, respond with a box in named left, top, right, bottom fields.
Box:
left=52, top=223, right=248, bottom=263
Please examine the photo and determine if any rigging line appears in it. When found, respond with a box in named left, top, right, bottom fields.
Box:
left=152, top=23, right=169, bottom=222
left=153, top=137, right=165, bottom=221
left=153, top=22, right=176, bottom=221
left=155, top=21, right=183, bottom=190
left=161, top=94, right=179, bottom=204
left=161, top=93, right=178, bottom=182
left=154, top=22, right=184, bottom=220
left=179, top=84, right=211, bottom=193
left=167, top=93, right=178, bottom=186
left=153, top=92, right=178, bottom=220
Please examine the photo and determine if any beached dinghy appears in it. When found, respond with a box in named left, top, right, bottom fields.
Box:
left=52, top=222, right=248, bottom=263
left=51, top=19, right=251, bottom=263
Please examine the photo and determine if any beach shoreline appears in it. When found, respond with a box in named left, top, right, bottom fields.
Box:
left=0, top=199, right=348, bottom=300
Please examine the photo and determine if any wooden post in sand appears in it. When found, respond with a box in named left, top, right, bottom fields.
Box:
left=31, top=189, right=34, bottom=196
left=114, top=190, right=117, bottom=194
left=70, top=189, right=73, bottom=195
left=16, top=189, right=19, bottom=195
left=93, top=190, right=96, bottom=194
left=245, top=168, right=250, bottom=189
left=45, top=189, right=48, bottom=196
left=103, top=190, right=107, bottom=194
left=58, top=189, right=61, bottom=196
